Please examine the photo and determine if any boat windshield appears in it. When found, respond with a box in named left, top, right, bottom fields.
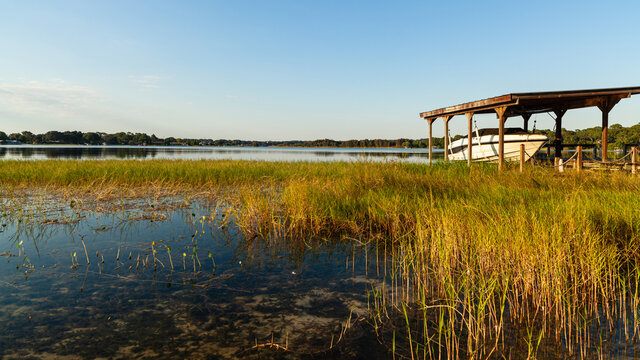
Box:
left=462, top=128, right=530, bottom=139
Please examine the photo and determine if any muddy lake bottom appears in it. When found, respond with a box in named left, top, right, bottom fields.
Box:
left=0, top=202, right=388, bottom=359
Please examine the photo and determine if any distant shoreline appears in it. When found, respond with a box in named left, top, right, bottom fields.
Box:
left=2, top=122, right=639, bottom=149
left=0, top=143, right=430, bottom=150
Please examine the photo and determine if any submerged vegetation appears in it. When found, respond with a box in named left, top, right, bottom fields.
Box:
left=2, top=159, right=640, bottom=358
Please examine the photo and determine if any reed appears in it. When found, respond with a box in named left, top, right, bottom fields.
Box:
left=3, top=159, right=640, bottom=357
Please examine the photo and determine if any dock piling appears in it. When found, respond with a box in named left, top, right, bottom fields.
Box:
left=577, top=146, right=583, bottom=172
left=519, top=144, right=525, bottom=173
left=495, top=106, right=508, bottom=171
left=443, top=115, right=452, bottom=163
left=427, top=119, right=433, bottom=165
left=466, top=112, right=474, bottom=167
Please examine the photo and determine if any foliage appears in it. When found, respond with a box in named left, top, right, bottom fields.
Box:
left=0, top=129, right=440, bottom=148
left=4, top=122, right=640, bottom=149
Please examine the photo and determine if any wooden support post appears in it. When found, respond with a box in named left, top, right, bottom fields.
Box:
left=443, top=115, right=452, bottom=163
left=598, top=96, right=622, bottom=163
left=495, top=106, right=508, bottom=171
left=577, top=145, right=583, bottom=172
left=519, top=144, right=525, bottom=173
left=553, top=109, right=566, bottom=160
left=601, top=108, right=609, bottom=162
left=522, top=114, right=531, bottom=132
left=466, top=112, right=474, bottom=167
left=633, top=146, right=638, bottom=175
left=427, top=119, right=434, bottom=165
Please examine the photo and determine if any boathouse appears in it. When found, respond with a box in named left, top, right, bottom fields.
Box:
left=420, top=86, right=640, bottom=170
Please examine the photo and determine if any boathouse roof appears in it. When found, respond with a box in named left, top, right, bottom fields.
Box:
left=420, top=86, right=640, bottom=120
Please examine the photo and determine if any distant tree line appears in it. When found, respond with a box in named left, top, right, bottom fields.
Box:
left=1, top=123, right=639, bottom=148
left=538, top=124, right=640, bottom=149
left=0, top=130, right=441, bottom=148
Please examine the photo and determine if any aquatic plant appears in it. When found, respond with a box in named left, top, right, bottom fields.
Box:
left=3, top=159, right=640, bottom=358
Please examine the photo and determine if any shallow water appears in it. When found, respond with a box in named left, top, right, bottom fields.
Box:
left=0, top=145, right=622, bottom=164
left=3, top=199, right=640, bottom=359
left=0, top=145, right=442, bottom=163
left=0, top=204, right=388, bottom=359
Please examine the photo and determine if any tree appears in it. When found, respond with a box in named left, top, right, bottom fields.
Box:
left=21, top=131, right=35, bottom=143
left=82, top=132, right=101, bottom=145
left=44, top=131, right=64, bottom=143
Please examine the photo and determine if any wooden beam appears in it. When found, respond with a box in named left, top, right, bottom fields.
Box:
left=495, top=106, right=508, bottom=171
left=428, top=118, right=434, bottom=165
left=553, top=109, right=566, bottom=159
left=420, top=88, right=637, bottom=121
left=420, top=95, right=515, bottom=119
left=466, top=112, right=474, bottom=167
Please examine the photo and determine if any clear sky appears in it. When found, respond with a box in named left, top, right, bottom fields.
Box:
left=1, top=0, right=639, bottom=140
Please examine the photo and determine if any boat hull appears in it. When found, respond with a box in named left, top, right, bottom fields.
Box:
left=448, top=133, right=548, bottom=162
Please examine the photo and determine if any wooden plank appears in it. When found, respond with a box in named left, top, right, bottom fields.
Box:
left=420, top=95, right=515, bottom=118
left=420, top=87, right=639, bottom=120
left=513, top=86, right=640, bottom=99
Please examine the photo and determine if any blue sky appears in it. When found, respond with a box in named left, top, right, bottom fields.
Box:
left=1, top=0, right=639, bottom=140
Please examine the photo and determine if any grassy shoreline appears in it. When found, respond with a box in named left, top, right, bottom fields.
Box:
left=3, top=159, right=640, bottom=358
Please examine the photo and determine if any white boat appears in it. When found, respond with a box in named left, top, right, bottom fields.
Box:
left=448, top=128, right=548, bottom=162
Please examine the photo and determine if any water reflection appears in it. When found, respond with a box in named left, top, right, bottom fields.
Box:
left=1, top=145, right=622, bottom=163
left=0, top=145, right=441, bottom=162
left=0, top=204, right=387, bottom=359
left=3, top=198, right=639, bottom=359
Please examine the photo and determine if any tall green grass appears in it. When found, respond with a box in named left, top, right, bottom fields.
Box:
left=2, top=159, right=640, bottom=358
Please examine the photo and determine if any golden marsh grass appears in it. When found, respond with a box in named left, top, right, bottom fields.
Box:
left=2, top=159, right=640, bottom=358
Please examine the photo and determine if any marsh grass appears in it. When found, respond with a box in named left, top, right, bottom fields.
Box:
left=2, top=159, right=640, bottom=358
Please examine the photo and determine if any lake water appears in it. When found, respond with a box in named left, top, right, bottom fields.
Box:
left=2, top=197, right=639, bottom=358
left=0, top=145, right=442, bottom=163
left=0, top=145, right=620, bottom=163
left=2, top=146, right=635, bottom=359
left=0, top=201, right=388, bottom=359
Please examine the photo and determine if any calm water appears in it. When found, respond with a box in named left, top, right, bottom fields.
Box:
left=3, top=199, right=640, bottom=358
left=0, top=145, right=621, bottom=163
left=0, top=202, right=387, bottom=359
left=0, top=145, right=442, bottom=162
